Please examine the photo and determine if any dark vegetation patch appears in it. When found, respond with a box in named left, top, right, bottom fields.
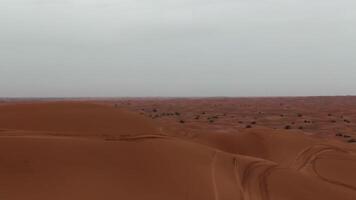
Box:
left=348, top=139, right=356, bottom=143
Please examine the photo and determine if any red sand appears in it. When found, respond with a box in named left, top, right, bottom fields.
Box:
left=1, top=98, right=356, bottom=200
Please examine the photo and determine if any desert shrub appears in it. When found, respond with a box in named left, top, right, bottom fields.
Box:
left=179, top=120, right=185, bottom=124
left=285, top=125, right=291, bottom=130
left=348, top=139, right=356, bottom=143
left=336, top=133, right=343, bottom=137
left=246, top=125, right=252, bottom=128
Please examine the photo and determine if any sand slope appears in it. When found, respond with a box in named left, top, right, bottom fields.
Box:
left=1, top=102, right=356, bottom=200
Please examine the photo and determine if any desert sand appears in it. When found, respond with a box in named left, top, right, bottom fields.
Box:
left=1, top=98, right=356, bottom=200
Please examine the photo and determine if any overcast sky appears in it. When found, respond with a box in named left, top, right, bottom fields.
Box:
left=1, top=0, right=356, bottom=97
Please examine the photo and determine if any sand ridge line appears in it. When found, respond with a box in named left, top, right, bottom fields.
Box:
left=103, top=134, right=171, bottom=141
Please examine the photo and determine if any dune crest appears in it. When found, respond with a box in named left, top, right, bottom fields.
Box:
left=1, top=101, right=356, bottom=200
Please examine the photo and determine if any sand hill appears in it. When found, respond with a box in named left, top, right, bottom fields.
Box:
left=1, top=101, right=356, bottom=200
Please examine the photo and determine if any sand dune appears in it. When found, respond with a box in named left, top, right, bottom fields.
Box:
left=1, top=101, right=356, bottom=200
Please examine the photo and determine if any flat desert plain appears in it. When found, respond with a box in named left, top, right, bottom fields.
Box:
left=1, top=97, right=356, bottom=200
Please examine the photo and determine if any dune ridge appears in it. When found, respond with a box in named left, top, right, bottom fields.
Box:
left=1, top=101, right=356, bottom=200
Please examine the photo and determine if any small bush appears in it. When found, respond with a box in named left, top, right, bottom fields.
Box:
left=344, top=119, right=351, bottom=123
left=348, top=139, right=356, bottom=143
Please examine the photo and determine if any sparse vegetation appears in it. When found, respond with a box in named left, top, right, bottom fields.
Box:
left=348, top=139, right=356, bottom=143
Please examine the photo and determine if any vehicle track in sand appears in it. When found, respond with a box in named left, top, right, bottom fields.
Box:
left=211, top=151, right=219, bottom=200
left=293, top=144, right=349, bottom=171
left=311, top=157, right=356, bottom=192
left=235, top=158, right=277, bottom=200
left=293, top=144, right=356, bottom=191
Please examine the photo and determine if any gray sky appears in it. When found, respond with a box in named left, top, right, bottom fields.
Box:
left=1, top=0, right=356, bottom=97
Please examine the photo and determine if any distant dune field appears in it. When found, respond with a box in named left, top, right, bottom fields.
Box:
left=1, top=99, right=356, bottom=200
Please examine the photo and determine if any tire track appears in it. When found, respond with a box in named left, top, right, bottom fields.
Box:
left=293, top=144, right=348, bottom=171
left=293, top=144, right=356, bottom=191
left=233, top=158, right=245, bottom=200
left=235, top=158, right=276, bottom=200
left=311, top=158, right=356, bottom=192
left=211, top=151, right=219, bottom=200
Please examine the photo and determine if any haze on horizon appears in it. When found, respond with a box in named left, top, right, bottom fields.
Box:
left=1, top=0, right=356, bottom=97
